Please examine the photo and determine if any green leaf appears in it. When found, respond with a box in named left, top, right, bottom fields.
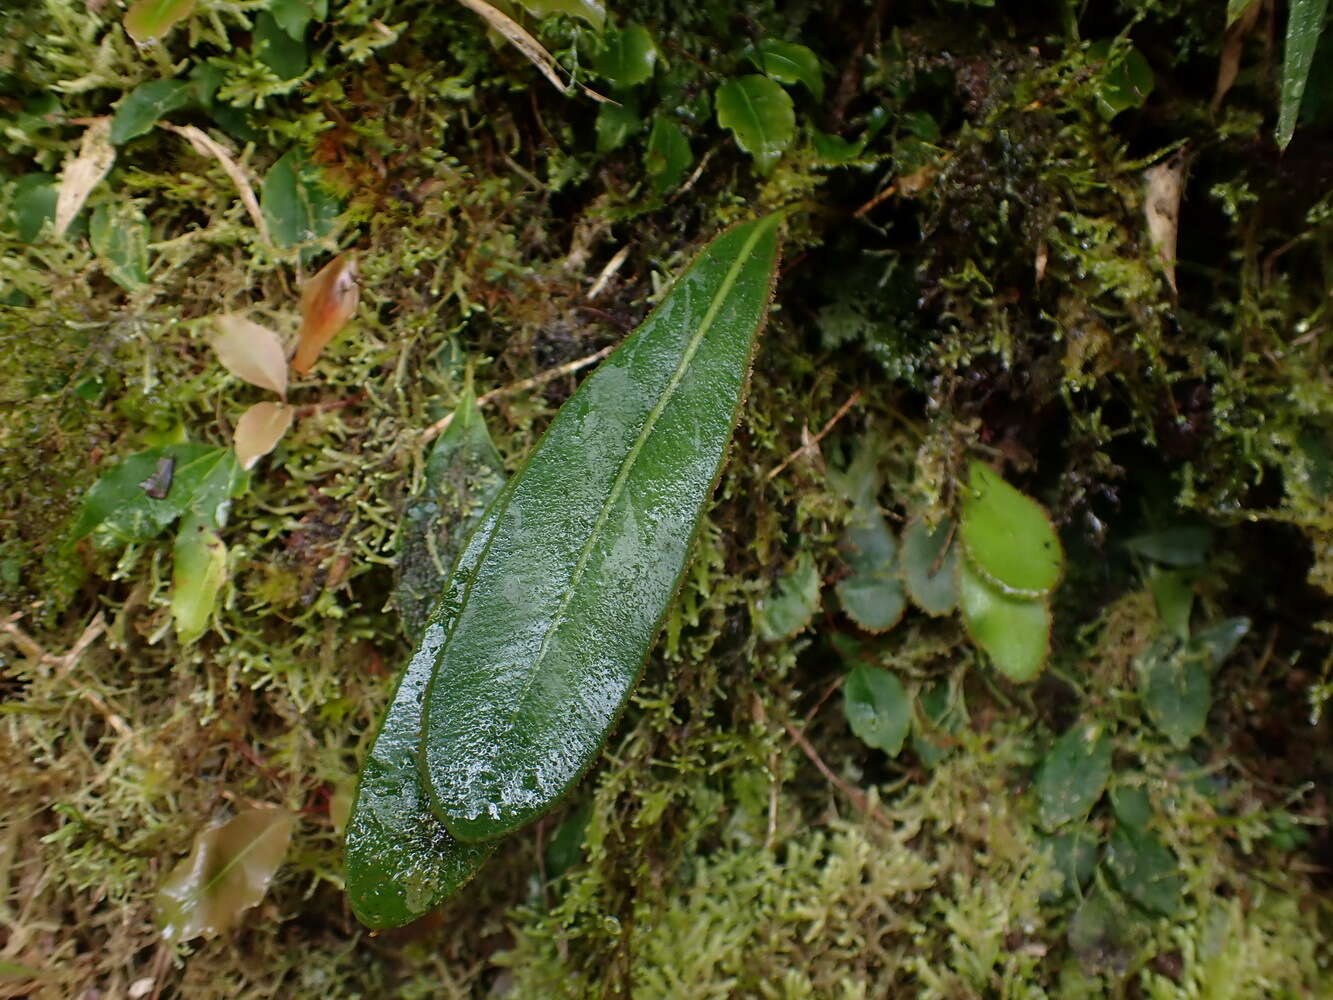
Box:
left=1089, top=40, right=1154, bottom=120
left=90, top=200, right=150, bottom=291
left=842, top=663, right=910, bottom=756
left=595, top=96, right=642, bottom=154
left=1191, top=617, right=1250, bottom=668
left=156, top=807, right=295, bottom=942
left=12, top=174, right=57, bottom=243
left=254, top=11, right=309, bottom=80
left=644, top=116, right=693, bottom=194
left=1040, top=830, right=1098, bottom=900
left=958, top=460, right=1063, bottom=596
left=715, top=75, right=795, bottom=175
left=73, top=444, right=248, bottom=545
left=1036, top=721, right=1112, bottom=829
left=757, top=551, right=822, bottom=641
left=835, top=504, right=905, bottom=632
left=345, top=486, right=506, bottom=928
left=901, top=517, right=958, bottom=616
left=812, top=130, right=866, bottom=163
left=420, top=214, right=783, bottom=842
left=958, top=557, right=1050, bottom=682
left=1106, top=825, right=1184, bottom=917
left=1124, top=525, right=1212, bottom=567
left=268, top=0, right=327, bottom=39
left=745, top=39, right=824, bottom=101
left=124, top=0, right=196, bottom=43
left=594, top=25, right=657, bottom=87
left=110, top=80, right=191, bottom=145
left=1278, top=0, right=1330, bottom=148
left=1137, top=636, right=1210, bottom=748
left=261, top=150, right=339, bottom=261
left=171, top=513, right=227, bottom=645
left=395, top=389, right=506, bottom=641
left=1110, top=785, right=1152, bottom=830
left=544, top=801, right=593, bottom=879
left=1148, top=567, right=1193, bottom=640
left=515, top=0, right=605, bottom=30
left=911, top=679, right=966, bottom=767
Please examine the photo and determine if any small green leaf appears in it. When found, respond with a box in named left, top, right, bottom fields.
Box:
left=1106, top=825, right=1184, bottom=916
left=1068, top=888, right=1133, bottom=971
left=11, top=174, right=56, bottom=243
left=959, top=460, right=1063, bottom=596
left=395, top=389, right=506, bottom=641
left=515, top=0, right=605, bottom=30
left=1124, top=525, right=1212, bottom=567
left=268, top=0, right=327, bottom=39
left=1148, top=567, right=1193, bottom=640
left=715, top=75, right=795, bottom=175
left=812, top=130, right=866, bottom=163
left=836, top=505, right=905, bottom=632
left=1110, top=785, right=1153, bottom=830
left=842, top=663, right=910, bottom=756
left=958, top=558, right=1051, bottom=681
left=644, top=116, right=693, bottom=194
left=745, top=39, right=824, bottom=101
left=1089, top=40, right=1154, bottom=120
left=156, top=807, right=296, bottom=942
left=90, top=201, right=150, bottom=291
left=911, top=680, right=966, bottom=767
left=421, top=215, right=783, bottom=842
left=73, top=444, right=248, bottom=545
left=1137, top=636, right=1210, bottom=748
left=345, top=487, right=506, bottom=928
left=171, top=513, right=227, bottom=645
left=545, top=801, right=593, bottom=879
left=757, top=551, right=822, bottom=641
left=261, top=149, right=339, bottom=261
left=1040, top=830, right=1098, bottom=900
left=1278, top=0, right=1330, bottom=148
left=254, top=11, right=309, bottom=80
left=1191, top=617, right=1250, bottom=668
left=594, top=25, right=657, bottom=87
left=1035, top=721, right=1112, bottom=829
left=124, top=0, right=196, bottom=43
left=595, top=95, right=642, bottom=154
left=901, top=517, right=958, bottom=616
left=110, top=80, right=191, bottom=145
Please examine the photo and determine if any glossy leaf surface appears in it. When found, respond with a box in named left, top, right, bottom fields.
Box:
left=843, top=664, right=910, bottom=756
left=156, top=807, right=295, bottom=942
left=715, top=75, right=795, bottom=174
left=124, top=0, right=196, bottom=43
left=1278, top=0, right=1330, bottom=148
left=395, top=389, right=506, bottom=640
left=345, top=488, right=508, bottom=928
left=959, top=460, right=1063, bottom=596
left=901, top=517, right=958, bottom=616
left=746, top=39, right=824, bottom=100
left=422, top=214, right=782, bottom=841
left=594, top=25, right=657, bottom=87
left=958, top=557, right=1050, bottom=682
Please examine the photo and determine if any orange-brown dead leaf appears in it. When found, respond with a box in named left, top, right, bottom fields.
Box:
left=292, top=253, right=359, bottom=375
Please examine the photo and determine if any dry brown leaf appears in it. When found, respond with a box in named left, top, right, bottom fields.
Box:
left=233, top=402, right=295, bottom=470
left=1213, top=0, right=1263, bottom=112
left=454, top=0, right=610, bottom=102
left=55, top=117, right=115, bottom=236
left=292, top=253, right=359, bottom=375
left=211, top=315, right=289, bottom=398
left=155, top=807, right=296, bottom=943
left=162, top=123, right=271, bottom=245
left=1144, top=153, right=1187, bottom=295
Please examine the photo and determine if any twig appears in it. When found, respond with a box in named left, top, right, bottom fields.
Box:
left=587, top=245, right=630, bottom=300
left=765, top=390, right=863, bottom=481
left=783, top=721, right=890, bottom=827
left=162, top=124, right=271, bottom=245
left=421, top=344, right=617, bottom=444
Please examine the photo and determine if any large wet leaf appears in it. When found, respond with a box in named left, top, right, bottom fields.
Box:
left=843, top=663, right=910, bottom=757
left=156, top=807, right=295, bottom=943
left=958, top=557, right=1050, bottom=682
left=1278, top=0, right=1330, bottom=149
left=959, top=460, right=1063, bottom=596
left=395, top=389, right=506, bottom=640
left=345, top=485, right=508, bottom=928
left=1036, top=721, right=1112, bottom=829
left=73, top=444, right=248, bottom=545
left=421, top=214, right=783, bottom=841
left=715, top=75, right=795, bottom=175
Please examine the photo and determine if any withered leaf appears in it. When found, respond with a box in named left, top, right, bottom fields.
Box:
left=211, top=315, right=289, bottom=398
left=1143, top=154, right=1187, bottom=295
left=292, top=253, right=358, bottom=375
left=233, top=402, right=295, bottom=470
left=55, top=118, right=115, bottom=236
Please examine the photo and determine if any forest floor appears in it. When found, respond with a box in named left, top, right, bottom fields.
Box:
left=2, top=0, right=1332, bottom=997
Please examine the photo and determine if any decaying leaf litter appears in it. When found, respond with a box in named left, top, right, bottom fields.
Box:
left=3, top=0, right=1333, bottom=997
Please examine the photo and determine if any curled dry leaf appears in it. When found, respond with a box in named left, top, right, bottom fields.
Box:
left=156, top=807, right=296, bottom=943
left=292, top=253, right=359, bottom=374
left=55, top=118, right=115, bottom=236
left=233, top=402, right=295, bottom=470
left=1213, top=0, right=1262, bottom=112
left=1143, top=153, right=1187, bottom=295
left=211, top=315, right=288, bottom=398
